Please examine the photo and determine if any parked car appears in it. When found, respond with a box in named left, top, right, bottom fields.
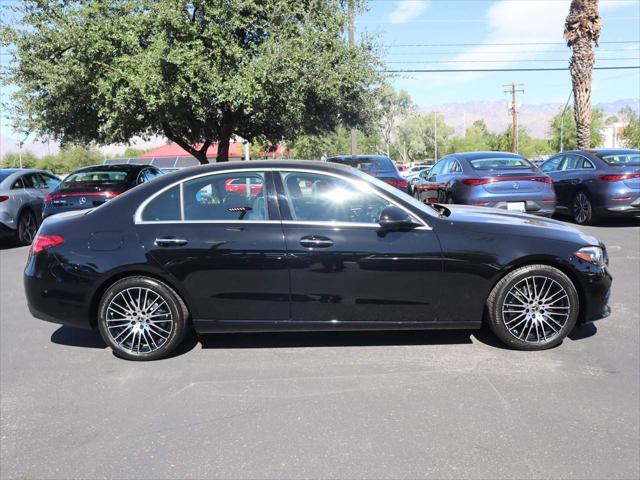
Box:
left=540, top=149, right=640, bottom=225
left=403, top=165, right=430, bottom=179
left=25, top=160, right=611, bottom=360
left=414, top=152, right=556, bottom=217
left=326, top=155, right=409, bottom=193
left=0, top=169, right=61, bottom=245
left=406, top=166, right=431, bottom=194
left=43, top=164, right=163, bottom=218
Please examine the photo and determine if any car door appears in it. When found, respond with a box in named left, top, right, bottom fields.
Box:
left=275, top=169, right=443, bottom=323
left=421, top=159, right=447, bottom=203
left=540, top=155, right=565, bottom=207
left=552, top=154, right=585, bottom=207
left=21, top=173, right=47, bottom=220
left=134, top=170, right=289, bottom=323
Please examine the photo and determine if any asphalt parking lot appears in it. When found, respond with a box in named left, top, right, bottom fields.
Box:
left=1, top=217, right=639, bottom=480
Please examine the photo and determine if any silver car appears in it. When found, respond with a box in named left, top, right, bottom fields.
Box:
left=0, top=169, right=61, bottom=245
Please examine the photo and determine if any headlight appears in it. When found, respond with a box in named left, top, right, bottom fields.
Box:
left=575, top=246, right=605, bottom=266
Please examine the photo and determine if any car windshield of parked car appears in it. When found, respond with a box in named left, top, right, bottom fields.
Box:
left=330, top=156, right=395, bottom=173
left=58, top=170, right=128, bottom=190
left=598, top=153, right=640, bottom=166
left=469, top=157, right=533, bottom=169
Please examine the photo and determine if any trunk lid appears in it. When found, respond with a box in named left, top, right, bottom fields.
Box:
left=45, top=186, right=121, bottom=209
left=473, top=169, right=549, bottom=194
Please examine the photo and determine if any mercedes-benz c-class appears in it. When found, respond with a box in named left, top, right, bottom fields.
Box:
left=24, top=161, right=612, bottom=360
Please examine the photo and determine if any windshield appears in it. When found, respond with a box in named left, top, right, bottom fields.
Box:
left=598, top=152, right=640, bottom=166
left=329, top=156, right=395, bottom=172
left=469, top=157, right=533, bottom=169
left=59, top=170, right=128, bottom=190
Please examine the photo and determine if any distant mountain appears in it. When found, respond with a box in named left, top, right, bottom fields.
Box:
left=418, top=98, right=640, bottom=139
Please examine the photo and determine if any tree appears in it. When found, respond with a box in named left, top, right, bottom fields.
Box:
left=619, top=107, right=640, bottom=148
left=448, top=120, right=496, bottom=153
left=394, top=113, right=453, bottom=163
left=376, top=86, right=414, bottom=157
left=564, top=0, right=602, bottom=149
left=548, top=107, right=605, bottom=151
left=0, top=151, right=38, bottom=168
left=3, top=1, right=381, bottom=164
left=289, top=127, right=381, bottom=160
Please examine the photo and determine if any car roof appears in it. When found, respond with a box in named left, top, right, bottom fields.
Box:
left=563, top=149, right=640, bottom=156
left=71, top=164, right=153, bottom=174
left=327, top=155, right=391, bottom=160
left=449, top=151, right=525, bottom=160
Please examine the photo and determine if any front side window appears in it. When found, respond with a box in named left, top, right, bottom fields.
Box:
left=430, top=159, right=447, bottom=176
left=541, top=156, right=563, bottom=172
left=280, top=171, right=392, bottom=224
left=39, top=173, right=61, bottom=189
left=183, top=172, right=266, bottom=221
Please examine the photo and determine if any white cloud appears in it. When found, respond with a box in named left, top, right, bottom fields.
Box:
left=388, top=0, right=429, bottom=24
left=422, top=0, right=634, bottom=85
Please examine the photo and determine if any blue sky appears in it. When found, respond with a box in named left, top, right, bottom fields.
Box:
left=360, top=0, right=640, bottom=105
left=1, top=0, right=639, bottom=142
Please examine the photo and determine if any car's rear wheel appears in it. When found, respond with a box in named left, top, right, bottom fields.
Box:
left=486, top=265, right=579, bottom=350
left=97, top=276, right=190, bottom=360
left=16, top=209, right=38, bottom=245
left=572, top=191, right=597, bottom=225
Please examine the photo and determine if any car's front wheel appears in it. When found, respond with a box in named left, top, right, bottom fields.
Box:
left=97, top=276, right=190, bottom=360
left=486, top=265, right=579, bottom=350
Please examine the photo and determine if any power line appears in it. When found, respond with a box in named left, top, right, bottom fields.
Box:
left=383, top=65, right=640, bottom=73
left=385, top=57, right=640, bottom=64
left=382, top=40, right=640, bottom=47
left=384, top=47, right=640, bottom=55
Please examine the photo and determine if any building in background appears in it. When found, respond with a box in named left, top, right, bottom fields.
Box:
left=600, top=122, right=629, bottom=149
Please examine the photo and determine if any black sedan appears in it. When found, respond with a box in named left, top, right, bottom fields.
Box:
left=25, top=161, right=612, bottom=360
left=43, top=164, right=163, bottom=218
left=326, top=155, right=410, bottom=193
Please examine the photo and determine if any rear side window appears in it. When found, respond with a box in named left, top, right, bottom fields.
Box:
left=598, top=153, right=640, bottom=165
left=182, top=172, right=266, bottom=221
left=142, top=185, right=181, bottom=221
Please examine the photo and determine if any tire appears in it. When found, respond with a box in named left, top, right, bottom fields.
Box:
left=16, top=209, right=38, bottom=245
left=97, top=276, right=190, bottom=360
left=486, top=264, right=579, bottom=350
left=572, top=191, right=597, bottom=225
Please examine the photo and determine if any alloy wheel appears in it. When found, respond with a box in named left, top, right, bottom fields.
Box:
left=573, top=192, right=591, bottom=224
left=501, top=275, right=571, bottom=344
left=105, top=287, right=174, bottom=354
left=19, top=212, right=37, bottom=244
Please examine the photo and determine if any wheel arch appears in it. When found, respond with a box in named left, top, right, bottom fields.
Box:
left=88, top=267, right=192, bottom=329
left=486, top=255, right=586, bottom=325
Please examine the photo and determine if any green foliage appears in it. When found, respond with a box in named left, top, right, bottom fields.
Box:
left=289, top=127, right=382, bottom=160
left=0, top=151, right=38, bottom=168
left=548, top=107, right=605, bottom=151
left=619, top=107, right=640, bottom=149
left=393, top=113, right=454, bottom=162
left=448, top=120, right=496, bottom=153
left=4, top=0, right=382, bottom=163
left=376, top=86, right=415, bottom=156
left=122, top=147, right=149, bottom=158
left=1, top=147, right=103, bottom=174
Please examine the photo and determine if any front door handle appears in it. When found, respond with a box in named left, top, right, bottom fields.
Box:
left=300, top=236, right=333, bottom=248
left=154, top=237, right=188, bottom=247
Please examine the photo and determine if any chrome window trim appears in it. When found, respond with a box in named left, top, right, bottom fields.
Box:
left=134, top=167, right=430, bottom=229
left=560, top=153, right=596, bottom=172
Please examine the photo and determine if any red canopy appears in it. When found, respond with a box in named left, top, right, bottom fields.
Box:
left=139, top=143, right=244, bottom=159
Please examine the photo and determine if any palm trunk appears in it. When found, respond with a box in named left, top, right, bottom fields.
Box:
left=569, top=37, right=595, bottom=149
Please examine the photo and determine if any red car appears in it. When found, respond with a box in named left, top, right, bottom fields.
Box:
left=225, top=177, right=264, bottom=196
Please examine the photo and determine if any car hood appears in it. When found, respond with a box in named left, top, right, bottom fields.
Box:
left=442, top=204, right=600, bottom=246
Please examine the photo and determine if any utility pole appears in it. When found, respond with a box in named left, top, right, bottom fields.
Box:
left=433, top=112, right=438, bottom=161
left=348, top=0, right=357, bottom=156
left=503, top=82, right=524, bottom=153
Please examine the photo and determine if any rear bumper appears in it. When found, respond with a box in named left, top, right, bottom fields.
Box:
left=597, top=196, right=640, bottom=218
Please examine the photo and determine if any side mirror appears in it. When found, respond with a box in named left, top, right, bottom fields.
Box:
left=379, top=206, right=418, bottom=230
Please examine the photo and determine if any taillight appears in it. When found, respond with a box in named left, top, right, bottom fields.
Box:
left=45, top=191, right=121, bottom=202
left=462, top=176, right=552, bottom=186
left=385, top=180, right=409, bottom=189
left=0, top=195, right=9, bottom=202
left=599, top=173, right=640, bottom=182
left=104, top=191, right=121, bottom=198
left=31, top=234, right=64, bottom=254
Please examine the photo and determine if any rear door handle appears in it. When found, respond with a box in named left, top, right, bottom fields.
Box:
left=300, top=236, right=333, bottom=248
left=154, top=237, right=188, bottom=247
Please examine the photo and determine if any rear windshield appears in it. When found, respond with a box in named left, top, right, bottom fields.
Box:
left=0, top=171, right=14, bottom=183
left=598, top=153, right=640, bottom=166
left=469, top=157, right=533, bottom=169
left=329, top=156, right=395, bottom=172
left=59, top=170, right=128, bottom=189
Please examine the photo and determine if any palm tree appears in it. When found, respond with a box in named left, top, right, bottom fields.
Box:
left=564, top=0, right=602, bottom=150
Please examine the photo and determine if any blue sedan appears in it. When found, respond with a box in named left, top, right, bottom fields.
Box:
left=415, top=152, right=556, bottom=217
left=540, top=149, right=640, bottom=225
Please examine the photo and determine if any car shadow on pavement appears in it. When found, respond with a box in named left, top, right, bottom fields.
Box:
left=568, top=322, right=598, bottom=341
left=51, top=326, right=107, bottom=349
left=553, top=215, right=640, bottom=228
left=198, top=329, right=476, bottom=350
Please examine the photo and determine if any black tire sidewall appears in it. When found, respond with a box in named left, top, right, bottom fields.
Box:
left=97, top=276, right=188, bottom=361
left=572, top=191, right=595, bottom=225
left=17, top=210, right=36, bottom=245
left=488, top=265, right=579, bottom=350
